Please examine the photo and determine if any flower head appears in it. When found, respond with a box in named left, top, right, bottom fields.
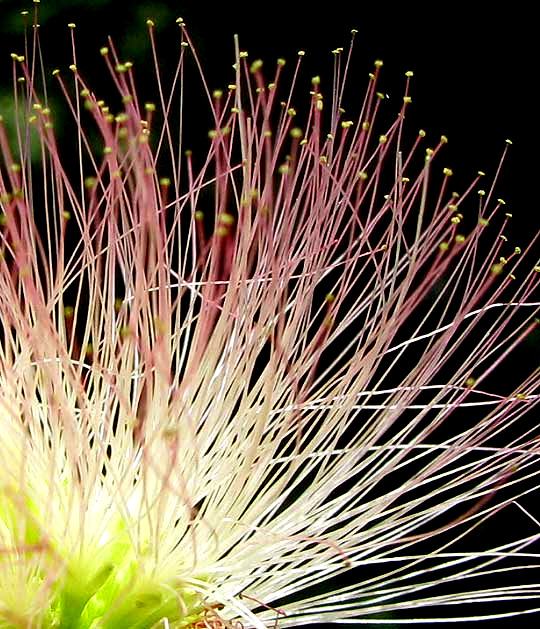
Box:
left=0, top=15, right=539, bottom=628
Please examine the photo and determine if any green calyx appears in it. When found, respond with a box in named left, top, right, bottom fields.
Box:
left=49, top=563, right=201, bottom=629
left=53, top=573, right=191, bottom=629
left=1, top=488, right=204, bottom=629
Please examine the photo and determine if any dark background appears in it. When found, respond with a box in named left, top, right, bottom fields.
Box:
left=0, top=1, right=537, bottom=627
left=0, top=0, right=537, bottom=234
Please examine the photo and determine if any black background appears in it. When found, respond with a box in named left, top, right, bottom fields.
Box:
left=0, top=0, right=537, bottom=235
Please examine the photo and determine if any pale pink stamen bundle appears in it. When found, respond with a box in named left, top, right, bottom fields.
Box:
left=0, top=14, right=539, bottom=627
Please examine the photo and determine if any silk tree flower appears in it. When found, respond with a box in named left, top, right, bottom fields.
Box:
left=0, top=13, right=539, bottom=628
